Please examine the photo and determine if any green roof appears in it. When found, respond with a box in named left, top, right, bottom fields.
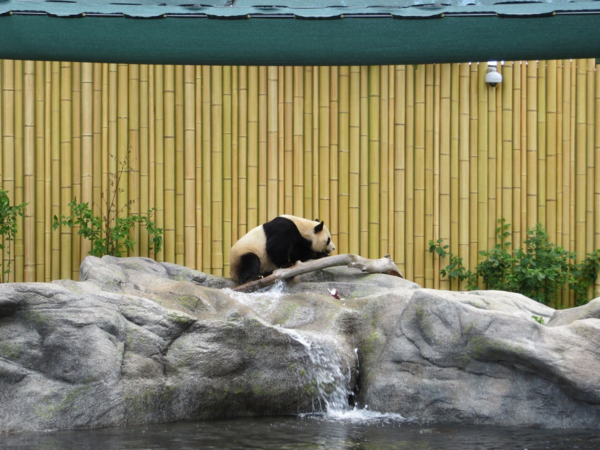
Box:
left=0, top=0, right=599, bottom=64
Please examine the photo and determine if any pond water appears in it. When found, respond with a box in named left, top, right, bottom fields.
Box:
left=5, top=414, right=600, bottom=450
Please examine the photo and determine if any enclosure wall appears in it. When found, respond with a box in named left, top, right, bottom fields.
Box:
left=1, top=60, right=598, bottom=306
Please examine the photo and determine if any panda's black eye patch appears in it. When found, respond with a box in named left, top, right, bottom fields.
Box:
left=326, top=237, right=330, bottom=245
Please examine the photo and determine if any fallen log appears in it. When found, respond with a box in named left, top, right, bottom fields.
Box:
left=232, top=253, right=403, bottom=292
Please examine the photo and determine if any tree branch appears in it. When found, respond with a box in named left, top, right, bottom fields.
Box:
left=231, top=254, right=403, bottom=292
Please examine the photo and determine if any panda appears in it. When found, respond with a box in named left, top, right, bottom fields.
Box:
left=230, top=215, right=335, bottom=284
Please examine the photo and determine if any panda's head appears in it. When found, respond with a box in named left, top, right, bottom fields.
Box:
left=313, top=220, right=335, bottom=255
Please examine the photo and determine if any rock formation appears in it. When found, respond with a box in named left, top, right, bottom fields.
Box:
left=1, top=255, right=599, bottom=433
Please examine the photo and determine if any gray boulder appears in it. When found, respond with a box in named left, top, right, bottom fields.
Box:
left=2, top=257, right=600, bottom=433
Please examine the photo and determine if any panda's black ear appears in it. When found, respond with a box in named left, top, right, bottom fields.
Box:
left=314, top=218, right=320, bottom=222
left=314, top=221, right=324, bottom=233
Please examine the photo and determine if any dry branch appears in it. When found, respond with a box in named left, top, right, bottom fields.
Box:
left=232, top=253, right=403, bottom=292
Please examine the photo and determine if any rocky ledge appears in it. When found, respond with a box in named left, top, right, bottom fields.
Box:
left=1, top=255, right=599, bottom=433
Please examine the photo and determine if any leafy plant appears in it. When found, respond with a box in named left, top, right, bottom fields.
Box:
left=428, top=239, right=476, bottom=287
left=53, top=156, right=163, bottom=258
left=430, top=220, right=600, bottom=306
left=0, top=189, right=28, bottom=278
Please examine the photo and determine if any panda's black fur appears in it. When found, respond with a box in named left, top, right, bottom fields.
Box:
left=230, top=215, right=335, bottom=284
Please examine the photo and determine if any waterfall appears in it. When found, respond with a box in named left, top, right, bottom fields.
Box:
left=283, top=328, right=352, bottom=414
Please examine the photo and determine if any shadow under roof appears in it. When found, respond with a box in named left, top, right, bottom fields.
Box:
left=0, top=0, right=599, bottom=64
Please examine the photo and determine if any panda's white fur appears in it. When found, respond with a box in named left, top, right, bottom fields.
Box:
left=230, top=215, right=335, bottom=284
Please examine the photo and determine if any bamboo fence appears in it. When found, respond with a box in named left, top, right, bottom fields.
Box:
left=1, top=59, right=599, bottom=306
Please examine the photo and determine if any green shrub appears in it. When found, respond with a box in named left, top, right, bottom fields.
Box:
left=53, top=154, right=163, bottom=258
left=0, top=189, right=28, bottom=278
left=53, top=199, right=162, bottom=258
left=430, top=220, right=600, bottom=306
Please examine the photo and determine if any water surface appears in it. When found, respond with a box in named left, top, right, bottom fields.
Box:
left=5, top=416, right=600, bottom=450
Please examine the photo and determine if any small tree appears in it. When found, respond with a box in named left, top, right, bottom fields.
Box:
left=53, top=156, right=163, bottom=258
left=0, top=189, right=28, bottom=280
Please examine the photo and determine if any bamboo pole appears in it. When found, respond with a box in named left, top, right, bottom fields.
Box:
left=211, top=66, right=223, bottom=276
left=586, top=59, right=595, bottom=263
left=414, top=64, right=425, bottom=285
left=35, top=61, right=45, bottom=281
left=380, top=66, right=390, bottom=261
left=512, top=62, right=522, bottom=251
left=107, top=63, right=118, bottom=256
left=339, top=66, right=350, bottom=254
left=154, top=65, right=165, bottom=262
left=496, top=67, right=503, bottom=233
left=450, top=63, right=459, bottom=291
left=546, top=60, right=557, bottom=243
left=93, top=64, right=102, bottom=237
left=129, top=64, right=140, bottom=257
left=394, top=65, right=406, bottom=275
left=570, top=61, right=577, bottom=305
left=293, top=66, right=304, bottom=217
left=70, top=63, right=81, bottom=279
left=424, top=64, right=433, bottom=288
left=163, top=65, right=175, bottom=263
left=149, top=65, right=156, bottom=258
left=285, top=67, right=294, bottom=214
left=489, top=63, right=498, bottom=250
left=59, top=62, right=72, bottom=279
left=140, top=64, right=149, bottom=257
left=175, top=65, right=185, bottom=266
left=238, top=67, right=248, bottom=239
left=388, top=66, right=395, bottom=266
left=556, top=60, right=564, bottom=249
left=23, top=61, right=35, bottom=282
left=405, top=65, right=415, bottom=282
left=575, top=59, right=586, bottom=265
left=561, top=60, right=572, bottom=308
left=502, top=62, right=514, bottom=232
left=349, top=66, right=360, bottom=256
left=45, top=62, right=53, bottom=282
left=526, top=61, right=538, bottom=229
left=2, top=61, right=14, bottom=282
left=14, top=60, right=23, bottom=282
left=432, top=65, right=440, bottom=289
left=537, top=61, right=547, bottom=230
left=369, top=66, right=381, bottom=259
left=439, top=64, right=451, bottom=290
left=202, top=66, right=213, bottom=271
left=595, top=60, right=600, bottom=296
left=223, top=66, right=232, bottom=276
left=195, top=65, right=203, bottom=268
left=81, top=63, right=93, bottom=258
left=313, top=67, right=319, bottom=219
left=521, top=63, right=528, bottom=246
left=330, top=66, right=339, bottom=245
left=319, top=67, right=331, bottom=227
left=247, top=66, right=258, bottom=231
left=117, top=64, right=129, bottom=236
left=267, top=66, right=278, bottom=220
left=184, top=65, right=196, bottom=268
left=459, top=63, right=470, bottom=290
left=303, top=66, right=313, bottom=220
left=360, top=66, right=369, bottom=257
left=472, top=63, right=483, bottom=273
left=278, top=67, right=285, bottom=214
left=259, top=66, right=268, bottom=224
left=232, top=67, right=239, bottom=244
